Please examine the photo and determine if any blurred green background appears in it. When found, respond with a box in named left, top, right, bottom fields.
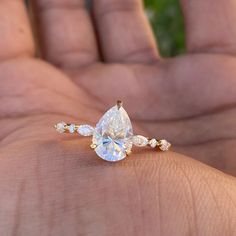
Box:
left=144, top=0, right=185, bottom=57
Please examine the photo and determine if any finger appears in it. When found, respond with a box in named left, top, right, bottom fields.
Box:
left=93, top=0, right=159, bottom=63
left=0, top=0, right=34, bottom=61
left=181, top=0, right=236, bottom=54
left=33, top=0, right=99, bottom=68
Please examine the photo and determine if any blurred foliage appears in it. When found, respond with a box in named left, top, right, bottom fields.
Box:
left=144, top=0, right=185, bottom=57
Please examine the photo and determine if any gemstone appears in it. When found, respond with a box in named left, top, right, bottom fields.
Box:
left=92, top=105, right=133, bottom=162
left=159, top=140, right=171, bottom=151
left=149, top=138, right=157, bottom=148
left=132, top=135, right=148, bottom=147
left=55, top=122, right=66, bottom=133
left=68, top=124, right=76, bottom=133
left=78, top=125, right=94, bottom=136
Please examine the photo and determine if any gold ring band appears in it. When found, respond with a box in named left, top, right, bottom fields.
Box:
left=55, top=101, right=171, bottom=162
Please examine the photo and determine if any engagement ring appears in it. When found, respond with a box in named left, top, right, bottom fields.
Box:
left=55, top=101, right=171, bottom=162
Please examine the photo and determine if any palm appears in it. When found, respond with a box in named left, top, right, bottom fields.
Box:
left=1, top=1, right=236, bottom=235
left=3, top=53, right=236, bottom=172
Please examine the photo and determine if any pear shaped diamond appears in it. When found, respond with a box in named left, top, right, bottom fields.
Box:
left=92, top=105, right=133, bottom=162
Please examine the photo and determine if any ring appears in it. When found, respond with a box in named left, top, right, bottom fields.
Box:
left=55, top=101, right=171, bottom=162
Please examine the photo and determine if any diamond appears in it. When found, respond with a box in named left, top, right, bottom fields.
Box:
left=55, top=122, right=66, bottom=133
left=92, top=105, right=133, bottom=162
left=68, top=124, right=76, bottom=133
left=159, top=140, right=171, bottom=151
left=149, top=138, right=157, bottom=148
left=132, top=135, right=148, bottom=147
left=78, top=125, right=94, bottom=136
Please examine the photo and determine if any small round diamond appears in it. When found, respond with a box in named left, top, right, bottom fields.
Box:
left=159, top=140, right=171, bottom=151
left=55, top=122, right=66, bottom=133
left=69, top=124, right=76, bottom=133
left=149, top=139, right=157, bottom=148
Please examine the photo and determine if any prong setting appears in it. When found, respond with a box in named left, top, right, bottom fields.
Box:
left=90, top=143, right=97, bottom=149
left=117, top=100, right=123, bottom=109
left=126, top=149, right=132, bottom=156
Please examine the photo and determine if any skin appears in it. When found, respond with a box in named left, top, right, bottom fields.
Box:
left=0, top=0, right=236, bottom=235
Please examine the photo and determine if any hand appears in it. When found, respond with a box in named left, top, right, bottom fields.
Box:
left=0, top=0, right=236, bottom=235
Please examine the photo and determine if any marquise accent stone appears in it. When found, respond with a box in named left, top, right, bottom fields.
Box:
left=132, top=135, right=148, bottom=147
left=92, top=105, right=133, bottom=162
left=78, top=125, right=94, bottom=136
